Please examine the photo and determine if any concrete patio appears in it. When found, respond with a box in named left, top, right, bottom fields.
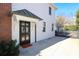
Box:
left=19, top=36, right=79, bottom=56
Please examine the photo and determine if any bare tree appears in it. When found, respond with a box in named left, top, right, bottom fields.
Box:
left=56, top=16, right=65, bottom=32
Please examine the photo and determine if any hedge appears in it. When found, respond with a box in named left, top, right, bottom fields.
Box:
left=0, top=40, right=19, bottom=56
left=64, top=25, right=79, bottom=31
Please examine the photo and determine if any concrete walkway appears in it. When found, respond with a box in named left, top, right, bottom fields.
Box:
left=19, top=37, right=67, bottom=56
left=20, top=36, right=79, bottom=56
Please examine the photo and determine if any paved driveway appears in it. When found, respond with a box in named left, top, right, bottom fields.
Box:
left=69, top=31, right=79, bottom=38
left=19, top=36, right=67, bottom=56
left=40, top=38, right=79, bottom=56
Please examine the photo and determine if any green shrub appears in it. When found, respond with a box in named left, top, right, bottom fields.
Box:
left=77, top=26, right=79, bottom=29
left=64, top=25, right=78, bottom=31
left=0, top=40, right=19, bottom=56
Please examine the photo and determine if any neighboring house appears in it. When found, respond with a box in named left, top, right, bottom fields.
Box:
left=0, top=3, right=57, bottom=47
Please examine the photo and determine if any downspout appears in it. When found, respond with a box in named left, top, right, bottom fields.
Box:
left=35, top=23, right=37, bottom=43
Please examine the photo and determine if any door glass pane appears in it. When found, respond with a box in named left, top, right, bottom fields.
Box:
left=26, top=27, right=29, bottom=33
left=21, top=35, right=25, bottom=41
left=26, top=23, right=29, bottom=26
left=21, top=22, right=25, bottom=26
left=21, top=26, right=25, bottom=33
left=26, top=35, right=29, bottom=40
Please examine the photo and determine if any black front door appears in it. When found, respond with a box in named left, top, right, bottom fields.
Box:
left=20, top=21, right=30, bottom=45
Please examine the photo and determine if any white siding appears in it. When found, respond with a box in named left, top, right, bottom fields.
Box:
left=36, top=21, right=55, bottom=41
left=12, top=3, right=56, bottom=44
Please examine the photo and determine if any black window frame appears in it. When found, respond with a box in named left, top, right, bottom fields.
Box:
left=43, top=22, right=46, bottom=32
left=52, top=24, right=54, bottom=31
left=49, top=7, right=51, bottom=15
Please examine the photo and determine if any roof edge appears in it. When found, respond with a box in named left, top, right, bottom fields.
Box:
left=12, top=9, right=43, bottom=20
left=48, top=3, right=57, bottom=10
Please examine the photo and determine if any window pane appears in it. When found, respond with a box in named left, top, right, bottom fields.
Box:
left=26, top=27, right=29, bottom=33
left=49, top=7, right=51, bottom=15
left=21, top=22, right=25, bottom=26
left=26, top=23, right=29, bottom=26
left=52, top=24, right=54, bottom=31
left=21, top=35, right=25, bottom=41
left=26, top=35, right=29, bottom=40
left=21, top=26, right=25, bottom=33
left=43, top=22, right=46, bottom=32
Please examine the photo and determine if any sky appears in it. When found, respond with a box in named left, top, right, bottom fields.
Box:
left=54, top=3, right=79, bottom=17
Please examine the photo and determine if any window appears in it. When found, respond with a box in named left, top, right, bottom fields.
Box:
left=49, top=7, right=51, bottom=15
left=43, top=22, right=46, bottom=32
left=52, top=24, right=54, bottom=31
